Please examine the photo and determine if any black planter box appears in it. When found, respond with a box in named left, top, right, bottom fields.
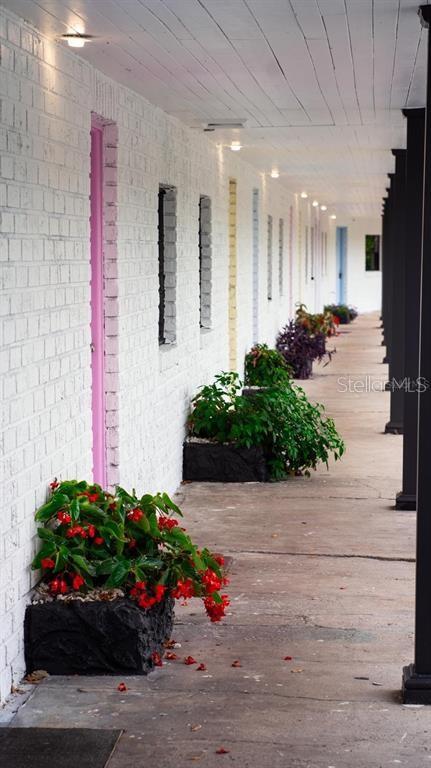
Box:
left=183, top=439, right=269, bottom=482
left=24, top=596, right=174, bottom=676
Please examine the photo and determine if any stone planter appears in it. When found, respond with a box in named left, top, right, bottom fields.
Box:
left=292, top=358, right=313, bottom=380
left=183, top=439, right=269, bottom=482
left=24, top=596, right=174, bottom=676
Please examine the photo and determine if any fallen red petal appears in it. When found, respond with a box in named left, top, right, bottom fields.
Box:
left=216, top=748, right=230, bottom=755
left=196, top=663, right=207, bottom=671
left=165, top=651, right=178, bottom=660
left=184, top=656, right=197, bottom=665
left=117, top=682, right=127, bottom=692
left=231, top=660, right=242, bottom=668
left=284, top=656, right=293, bottom=661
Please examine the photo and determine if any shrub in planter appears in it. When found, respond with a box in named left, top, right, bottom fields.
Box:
left=324, top=304, right=350, bottom=324
left=244, top=344, right=292, bottom=388
left=296, top=304, right=337, bottom=337
left=187, top=372, right=344, bottom=480
left=276, top=320, right=330, bottom=379
left=348, top=305, right=358, bottom=322
left=26, top=481, right=229, bottom=675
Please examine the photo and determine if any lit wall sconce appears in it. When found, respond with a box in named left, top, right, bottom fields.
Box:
left=312, top=200, right=319, bottom=207
left=230, top=141, right=242, bottom=151
left=60, top=33, right=94, bottom=47
left=320, top=205, right=327, bottom=211
left=300, top=191, right=308, bottom=199
left=330, top=214, right=337, bottom=220
left=270, top=169, right=279, bottom=178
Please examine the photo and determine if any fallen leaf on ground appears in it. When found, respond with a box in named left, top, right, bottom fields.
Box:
left=216, top=748, right=230, bottom=754
left=24, top=670, right=49, bottom=684
left=197, top=663, right=207, bottom=671
left=152, top=652, right=163, bottom=667
left=190, top=724, right=202, bottom=732
left=164, top=639, right=177, bottom=649
left=231, top=660, right=242, bottom=668
left=117, top=682, right=127, bottom=692
left=165, top=652, right=178, bottom=660
left=290, top=668, right=304, bottom=673
left=184, top=656, right=197, bottom=665
left=284, top=656, right=293, bottom=661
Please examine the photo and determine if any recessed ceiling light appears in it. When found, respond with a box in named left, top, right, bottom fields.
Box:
left=60, top=33, right=94, bottom=48
left=320, top=205, right=327, bottom=211
left=300, top=191, right=308, bottom=199
left=312, top=200, right=319, bottom=207
left=270, top=169, right=279, bottom=178
left=230, top=141, right=242, bottom=151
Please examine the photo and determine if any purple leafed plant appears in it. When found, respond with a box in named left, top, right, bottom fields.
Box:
left=276, top=321, right=329, bottom=379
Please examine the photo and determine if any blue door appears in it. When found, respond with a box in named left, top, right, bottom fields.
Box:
left=336, top=227, right=347, bottom=304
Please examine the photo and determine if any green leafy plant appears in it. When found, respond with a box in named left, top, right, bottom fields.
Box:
left=296, top=303, right=337, bottom=337
left=32, top=480, right=229, bottom=622
left=188, top=372, right=344, bottom=479
left=244, top=344, right=292, bottom=387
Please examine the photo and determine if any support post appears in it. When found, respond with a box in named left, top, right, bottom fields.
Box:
left=396, top=109, right=425, bottom=510
left=382, top=178, right=394, bottom=362
left=402, top=4, right=431, bottom=704
left=385, top=151, right=406, bottom=435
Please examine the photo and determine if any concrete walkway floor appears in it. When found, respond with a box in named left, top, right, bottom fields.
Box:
left=12, top=314, right=431, bottom=767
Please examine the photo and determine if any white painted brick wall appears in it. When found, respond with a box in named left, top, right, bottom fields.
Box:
left=0, top=6, right=333, bottom=702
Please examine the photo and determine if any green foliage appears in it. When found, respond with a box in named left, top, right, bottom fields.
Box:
left=32, top=481, right=227, bottom=621
left=188, top=372, right=344, bottom=479
left=244, top=344, right=292, bottom=387
left=324, top=304, right=350, bottom=324
left=296, top=303, right=337, bottom=337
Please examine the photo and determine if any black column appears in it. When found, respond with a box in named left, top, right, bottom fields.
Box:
left=382, top=177, right=394, bottom=363
left=402, top=5, right=431, bottom=704
left=396, top=109, right=425, bottom=511
left=385, top=151, right=406, bottom=434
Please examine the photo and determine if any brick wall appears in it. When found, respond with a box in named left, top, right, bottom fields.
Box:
left=0, top=5, right=332, bottom=701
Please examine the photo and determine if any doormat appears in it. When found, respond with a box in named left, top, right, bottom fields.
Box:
left=0, top=728, right=122, bottom=768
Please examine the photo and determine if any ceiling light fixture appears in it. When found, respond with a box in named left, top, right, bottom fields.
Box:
left=312, top=200, right=319, bottom=207
left=60, top=33, right=94, bottom=48
left=320, top=205, right=327, bottom=211
left=230, top=141, right=242, bottom=152
left=330, top=214, right=337, bottom=220
left=270, top=169, right=279, bottom=178
left=300, top=191, right=308, bottom=199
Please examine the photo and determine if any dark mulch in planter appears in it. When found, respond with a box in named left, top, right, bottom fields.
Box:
left=183, top=439, right=269, bottom=482
left=0, top=728, right=121, bottom=768
left=24, top=596, right=174, bottom=676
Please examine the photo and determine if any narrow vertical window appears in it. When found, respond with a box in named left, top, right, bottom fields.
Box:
left=158, top=185, right=177, bottom=344
left=267, top=214, right=273, bottom=300
left=252, top=189, right=259, bottom=342
left=365, top=234, right=380, bottom=270
left=199, top=196, right=212, bottom=329
left=278, top=218, right=284, bottom=294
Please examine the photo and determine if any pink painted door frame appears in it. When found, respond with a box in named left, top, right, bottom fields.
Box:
left=90, top=119, right=107, bottom=487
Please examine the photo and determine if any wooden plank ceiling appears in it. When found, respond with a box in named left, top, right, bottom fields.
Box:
left=5, top=0, right=429, bottom=217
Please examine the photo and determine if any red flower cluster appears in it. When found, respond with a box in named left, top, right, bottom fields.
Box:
left=127, top=508, right=144, bottom=522
left=130, top=581, right=166, bottom=609
left=66, top=525, right=88, bottom=539
left=80, top=491, right=99, bottom=503
left=50, top=479, right=59, bottom=491
left=57, top=510, right=71, bottom=524
left=201, top=568, right=228, bottom=595
left=49, top=571, right=86, bottom=595
left=158, top=516, right=179, bottom=532
left=41, top=557, right=55, bottom=570
left=171, top=578, right=195, bottom=600
left=204, top=594, right=230, bottom=622
left=49, top=577, right=68, bottom=595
